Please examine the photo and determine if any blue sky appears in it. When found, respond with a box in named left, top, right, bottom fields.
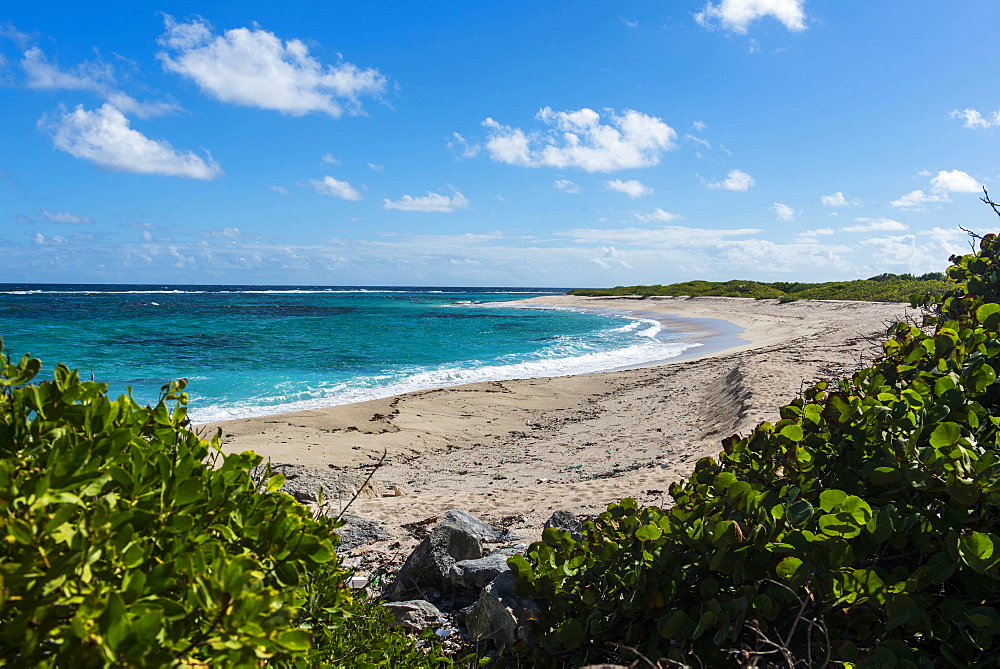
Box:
left=2, top=1, right=1000, bottom=287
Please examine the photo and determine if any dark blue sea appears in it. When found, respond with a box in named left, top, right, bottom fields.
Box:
left=0, top=284, right=697, bottom=422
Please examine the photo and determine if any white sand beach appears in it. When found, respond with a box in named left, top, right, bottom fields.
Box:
left=203, top=295, right=913, bottom=558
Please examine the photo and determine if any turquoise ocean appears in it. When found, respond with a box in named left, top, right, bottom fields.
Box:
left=0, top=285, right=698, bottom=423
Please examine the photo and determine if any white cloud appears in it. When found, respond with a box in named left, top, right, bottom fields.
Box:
left=890, top=189, right=949, bottom=210
left=384, top=191, right=470, bottom=212
left=772, top=202, right=794, bottom=221
left=620, top=17, right=639, bottom=28
left=890, top=169, right=980, bottom=209
left=448, top=132, right=481, bottom=158
left=593, top=245, right=633, bottom=270
left=368, top=162, right=384, bottom=173
left=157, top=15, right=386, bottom=117
left=841, top=217, right=907, bottom=233
left=309, top=176, right=362, bottom=201
left=270, top=185, right=288, bottom=195
left=40, top=209, right=93, bottom=224
left=208, top=226, right=243, bottom=238
left=556, top=225, right=761, bottom=247
left=930, top=169, right=981, bottom=193
left=32, top=232, right=68, bottom=245
left=949, top=108, right=1000, bottom=129
left=554, top=179, right=581, bottom=194
left=694, top=0, right=808, bottom=33
left=42, top=103, right=222, bottom=180
left=20, top=46, right=178, bottom=119
left=705, top=168, right=754, bottom=192
left=793, top=227, right=835, bottom=242
left=860, top=228, right=967, bottom=274
left=321, top=153, right=340, bottom=164
left=481, top=107, right=676, bottom=172
left=692, top=120, right=707, bottom=132
left=605, top=178, right=652, bottom=198
left=820, top=191, right=859, bottom=207
left=634, top=208, right=682, bottom=223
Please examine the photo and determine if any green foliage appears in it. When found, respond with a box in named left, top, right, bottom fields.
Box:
left=0, top=351, right=445, bottom=666
left=568, top=274, right=952, bottom=303
left=515, top=232, right=1000, bottom=666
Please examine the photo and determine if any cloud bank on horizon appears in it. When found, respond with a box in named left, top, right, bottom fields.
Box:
left=1, top=0, right=999, bottom=286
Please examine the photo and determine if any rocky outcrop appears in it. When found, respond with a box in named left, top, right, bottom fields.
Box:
left=385, top=509, right=510, bottom=601
left=465, top=570, right=539, bottom=648
left=383, top=599, right=444, bottom=632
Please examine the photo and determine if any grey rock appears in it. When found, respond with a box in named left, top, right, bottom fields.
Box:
left=262, top=463, right=383, bottom=504
left=445, top=509, right=509, bottom=542
left=386, top=509, right=491, bottom=600
left=448, top=551, right=512, bottom=590
left=543, top=510, right=583, bottom=540
left=383, top=600, right=443, bottom=632
left=466, top=571, right=539, bottom=649
left=336, top=514, right=392, bottom=551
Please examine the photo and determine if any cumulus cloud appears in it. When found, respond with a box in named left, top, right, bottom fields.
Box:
left=157, top=15, right=386, bottom=117
left=368, top=162, right=384, bottom=173
left=860, top=228, right=967, bottom=274
left=309, top=176, right=362, bottom=201
left=42, top=103, right=222, bottom=179
left=40, top=209, right=93, bottom=224
left=634, top=208, right=682, bottom=223
left=692, top=120, right=707, bottom=132
left=949, top=108, right=1000, bottom=129
left=820, top=191, right=859, bottom=207
left=841, top=217, right=907, bottom=233
left=20, top=46, right=178, bottom=119
left=321, top=153, right=340, bottom=164
left=384, top=191, right=470, bottom=212
left=554, top=179, right=581, bottom=194
left=694, top=0, right=808, bottom=33
left=605, top=179, right=652, bottom=198
left=32, top=232, right=68, bottom=245
left=705, top=168, right=754, bottom=192
left=269, top=185, right=288, bottom=195
left=890, top=169, right=980, bottom=209
left=772, top=202, right=794, bottom=221
left=930, top=169, right=981, bottom=193
left=890, top=190, right=949, bottom=210
left=481, top=107, right=676, bottom=172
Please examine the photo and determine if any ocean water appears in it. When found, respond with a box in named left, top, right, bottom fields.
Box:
left=0, top=284, right=698, bottom=423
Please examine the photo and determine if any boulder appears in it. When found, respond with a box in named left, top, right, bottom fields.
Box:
left=335, top=514, right=392, bottom=551
left=383, top=600, right=443, bottom=632
left=543, top=510, right=583, bottom=540
left=448, top=551, right=512, bottom=590
left=465, top=570, right=539, bottom=649
left=386, top=509, right=502, bottom=600
left=266, top=463, right=383, bottom=504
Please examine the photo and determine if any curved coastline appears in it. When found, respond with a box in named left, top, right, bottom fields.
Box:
left=205, top=295, right=914, bottom=556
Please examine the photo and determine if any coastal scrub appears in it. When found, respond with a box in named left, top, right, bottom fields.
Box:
left=514, top=227, right=1000, bottom=666
left=0, top=351, right=445, bottom=666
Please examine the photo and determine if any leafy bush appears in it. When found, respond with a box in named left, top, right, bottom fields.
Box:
left=0, top=352, right=445, bottom=666
left=567, top=275, right=952, bottom=302
left=513, top=231, right=1000, bottom=667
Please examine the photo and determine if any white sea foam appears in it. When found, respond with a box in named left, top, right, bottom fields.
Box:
left=189, top=328, right=698, bottom=423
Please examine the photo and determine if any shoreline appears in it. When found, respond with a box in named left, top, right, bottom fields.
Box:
left=205, top=296, right=914, bottom=559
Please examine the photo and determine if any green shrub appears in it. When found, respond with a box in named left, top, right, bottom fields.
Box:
left=513, top=232, right=1000, bottom=667
left=567, top=275, right=952, bottom=302
left=0, top=352, right=445, bottom=666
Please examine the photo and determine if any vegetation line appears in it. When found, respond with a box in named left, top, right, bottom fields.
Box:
left=568, top=272, right=950, bottom=303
